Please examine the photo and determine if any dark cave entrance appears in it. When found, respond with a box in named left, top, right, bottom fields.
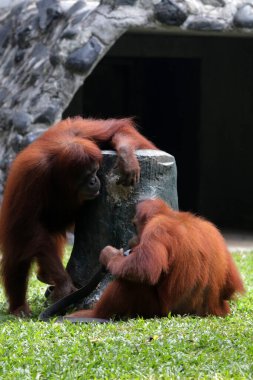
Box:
left=63, top=55, right=201, bottom=213
left=64, top=32, right=253, bottom=230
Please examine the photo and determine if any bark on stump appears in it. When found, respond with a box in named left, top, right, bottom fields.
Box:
left=66, top=149, right=178, bottom=307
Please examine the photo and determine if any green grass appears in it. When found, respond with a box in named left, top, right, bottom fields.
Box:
left=0, top=249, right=253, bottom=380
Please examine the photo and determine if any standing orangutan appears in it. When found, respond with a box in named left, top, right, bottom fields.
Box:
left=0, top=117, right=157, bottom=316
left=67, top=198, right=244, bottom=320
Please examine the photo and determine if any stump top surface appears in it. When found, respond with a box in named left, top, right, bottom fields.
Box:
left=102, top=149, right=175, bottom=159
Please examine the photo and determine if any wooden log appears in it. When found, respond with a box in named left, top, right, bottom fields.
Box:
left=66, top=149, right=178, bottom=306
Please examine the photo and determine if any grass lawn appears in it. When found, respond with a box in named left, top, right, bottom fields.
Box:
left=0, top=248, right=252, bottom=379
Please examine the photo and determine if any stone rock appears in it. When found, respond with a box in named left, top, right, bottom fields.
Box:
left=0, top=88, right=9, bottom=107
left=70, top=9, right=93, bottom=25
left=65, top=37, right=102, bottom=73
left=115, top=0, right=137, bottom=6
left=0, top=156, right=13, bottom=172
left=12, top=111, right=32, bottom=134
left=201, top=0, right=225, bottom=6
left=14, top=49, right=25, bottom=63
left=0, top=160, right=7, bottom=171
left=184, top=16, right=227, bottom=31
left=61, top=27, right=79, bottom=40
left=34, top=105, right=59, bottom=125
left=15, top=25, right=33, bottom=49
left=154, top=0, right=187, bottom=26
left=21, top=130, right=44, bottom=147
left=234, top=4, right=253, bottom=29
left=66, top=150, right=178, bottom=302
left=0, top=109, right=12, bottom=130
left=36, top=0, right=64, bottom=30
left=0, top=21, right=12, bottom=51
left=49, top=53, right=61, bottom=66
left=9, top=3, right=25, bottom=18
left=10, top=134, right=23, bottom=153
left=30, top=43, right=49, bottom=60
left=66, top=1, right=87, bottom=17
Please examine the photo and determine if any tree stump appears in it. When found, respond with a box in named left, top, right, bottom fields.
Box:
left=66, top=149, right=178, bottom=307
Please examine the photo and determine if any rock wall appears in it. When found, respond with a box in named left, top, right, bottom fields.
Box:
left=0, top=0, right=253, bottom=196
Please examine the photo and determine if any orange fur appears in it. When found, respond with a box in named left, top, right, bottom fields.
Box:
left=0, top=117, right=156, bottom=316
left=67, top=198, right=244, bottom=320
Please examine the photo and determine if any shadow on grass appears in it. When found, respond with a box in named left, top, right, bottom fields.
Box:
left=0, top=296, right=49, bottom=323
left=0, top=306, right=16, bottom=323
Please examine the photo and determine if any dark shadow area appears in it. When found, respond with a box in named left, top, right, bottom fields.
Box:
left=64, top=32, right=253, bottom=230
left=63, top=57, right=201, bottom=213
